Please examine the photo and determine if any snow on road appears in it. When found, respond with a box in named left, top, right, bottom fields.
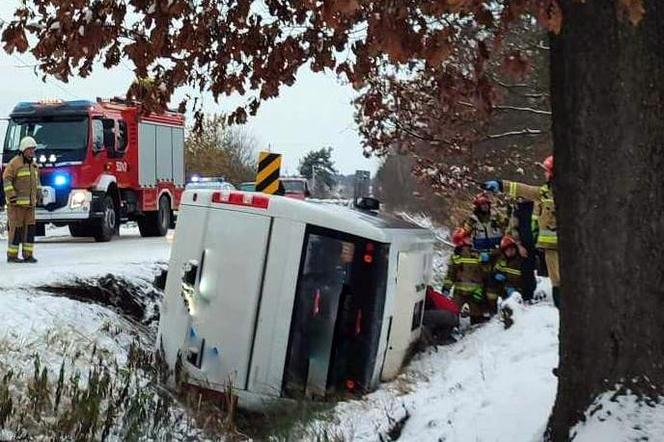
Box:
left=0, top=224, right=172, bottom=287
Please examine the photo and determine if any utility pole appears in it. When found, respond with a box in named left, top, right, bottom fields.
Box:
left=353, top=170, right=370, bottom=206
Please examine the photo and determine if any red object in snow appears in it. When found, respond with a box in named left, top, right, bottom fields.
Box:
left=426, top=286, right=460, bottom=315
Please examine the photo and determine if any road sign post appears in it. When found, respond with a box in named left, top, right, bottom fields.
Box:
left=256, top=151, right=283, bottom=195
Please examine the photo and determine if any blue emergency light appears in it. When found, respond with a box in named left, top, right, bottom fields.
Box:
left=53, top=173, right=69, bottom=187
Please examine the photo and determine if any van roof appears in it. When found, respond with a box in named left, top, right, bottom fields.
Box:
left=182, top=190, right=433, bottom=243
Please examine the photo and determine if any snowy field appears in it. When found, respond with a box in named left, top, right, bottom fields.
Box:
left=0, top=216, right=662, bottom=440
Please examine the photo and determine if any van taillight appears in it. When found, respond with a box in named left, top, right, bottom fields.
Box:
left=212, top=191, right=269, bottom=209
left=363, top=242, right=374, bottom=264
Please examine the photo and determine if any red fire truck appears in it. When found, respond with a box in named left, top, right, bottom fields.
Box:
left=1, top=98, right=185, bottom=241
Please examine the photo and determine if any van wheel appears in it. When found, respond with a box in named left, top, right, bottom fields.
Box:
left=93, top=196, right=117, bottom=242
left=138, top=195, right=171, bottom=237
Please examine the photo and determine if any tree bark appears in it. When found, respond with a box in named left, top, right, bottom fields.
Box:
left=548, top=1, right=664, bottom=439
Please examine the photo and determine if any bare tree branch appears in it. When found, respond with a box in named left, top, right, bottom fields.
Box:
left=486, top=128, right=546, bottom=139
left=458, top=100, right=550, bottom=115
left=494, top=105, right=551, bottom=115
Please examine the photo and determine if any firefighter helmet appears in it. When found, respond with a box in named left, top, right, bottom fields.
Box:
left=500, top=235, right=517, bottom=251
left=543, top=155, right=554, bottom=179
left=473, top=192, right=491, bottom=208
left=19, top=136, right=37, bottom=152
left=452, top=227, right=471, bottom=247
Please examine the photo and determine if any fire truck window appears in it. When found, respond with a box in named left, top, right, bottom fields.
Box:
left=5, top=117, right=88, bottom=152
left=117, top=121, right=128, bottom=153
left=92, top=119, right=104, bottom=151
left=102, top=119, right=116, bottom=150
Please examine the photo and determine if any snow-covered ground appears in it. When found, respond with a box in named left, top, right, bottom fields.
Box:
left=0, top=225, right=214, bottom=440
left=297, top=280, right=559, bottom=442
left=572, top=389, right=664, bottom=441
left=1, top=214, right=663, bottom=441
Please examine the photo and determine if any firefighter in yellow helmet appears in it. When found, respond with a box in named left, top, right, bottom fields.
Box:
left=483, top=155, right=559, bottom=307
left=3, top=136, right=41, bottom=263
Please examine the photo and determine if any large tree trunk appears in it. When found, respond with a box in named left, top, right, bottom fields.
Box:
left=547, top=1, right=664, bottom=439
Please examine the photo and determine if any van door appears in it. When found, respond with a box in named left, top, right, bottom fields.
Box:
left=381, top=251, right=427, bottom=380
left=158, top=196, right=210, bottom=370
left=190, top=208, right=271, bottom=389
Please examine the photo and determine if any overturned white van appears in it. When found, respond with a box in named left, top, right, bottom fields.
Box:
left=157, top=190, right=435, bottom=407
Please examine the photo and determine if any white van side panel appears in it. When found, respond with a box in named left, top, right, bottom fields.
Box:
left=191, top=209, right=271, bottom=389
left=248, top=219, right=306, bottom=396
left=157, top=203, right=210, bottom=369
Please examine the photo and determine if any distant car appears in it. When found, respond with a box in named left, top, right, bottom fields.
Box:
left=185, top=177, right=235, bottom=191
left=239, top=182, right=256, bottom=192
left=281, top=177, right=311, bottom=200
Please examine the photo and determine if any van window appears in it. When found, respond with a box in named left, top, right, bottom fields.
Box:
left=283, top=226, right=389, bottom=399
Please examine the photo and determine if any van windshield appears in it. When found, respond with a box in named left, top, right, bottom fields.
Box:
left=4, top=117, right=89, bottom=152
left=283, top=226, right=389, bottom=399
left=282, top=179, right=306, bottom=193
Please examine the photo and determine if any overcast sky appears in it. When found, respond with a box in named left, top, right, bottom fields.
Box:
left=0, top=3, right=379, bottom=175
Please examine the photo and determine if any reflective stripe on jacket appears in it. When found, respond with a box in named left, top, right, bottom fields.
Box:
left=464, top=212, right=505, bottom=252
left=443, top=247, right=487, bottom=297
left=2, top=155, right=41, bottom=207
left=488, top=252, right=525, bottom=296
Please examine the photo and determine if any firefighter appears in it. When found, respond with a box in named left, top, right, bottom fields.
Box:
left=486, top=235, right=525, bottom=314
left=3, top=136, right=41, bottom=263
left=463, top=192, right=506, bottom=256
left=483, top=155, right=559, bottom=307
left=442, top=227, right=488, bottom=324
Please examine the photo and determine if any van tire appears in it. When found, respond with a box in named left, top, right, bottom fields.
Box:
left=93, top=196, right=117, bottom=242
left=138, top=195, right=170, bottom=237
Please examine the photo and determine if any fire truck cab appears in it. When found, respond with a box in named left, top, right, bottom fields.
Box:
left=1, top=98, right=185, bottom=241
left=158, top=190, right=435, bottom=409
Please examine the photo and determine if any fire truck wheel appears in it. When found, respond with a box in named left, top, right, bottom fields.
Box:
left=93, top=196, right=117, bottom=242
left=69, top=223, right=93, bottom=238
left=138, top=195, right=171, bottom=237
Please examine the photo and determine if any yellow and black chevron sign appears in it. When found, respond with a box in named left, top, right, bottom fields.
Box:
left=256, top=151, right=282, bottom=195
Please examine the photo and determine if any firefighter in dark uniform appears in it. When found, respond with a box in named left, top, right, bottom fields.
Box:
left=443, top=227, right=489, bottom=324
left=486, top=235, right=525, bottom=311
left=463, top=192, right=507, bottom=255
left=3, top=136, right=41, bottom=263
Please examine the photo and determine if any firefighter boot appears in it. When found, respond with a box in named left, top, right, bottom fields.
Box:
left=7, top=226, right=22, bottom=263
left=22, top=225, right=37, bottom=263
left=552, top=287, right=560, bottom=309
